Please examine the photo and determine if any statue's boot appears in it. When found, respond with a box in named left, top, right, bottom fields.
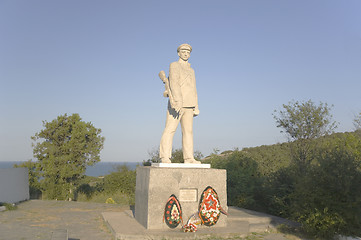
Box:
left=161, top=158, right=172, bottom=163
left=184, top=158, right=201, bottom=164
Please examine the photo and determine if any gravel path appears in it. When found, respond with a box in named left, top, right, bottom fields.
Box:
left=0, top=200, right=129, bottom=240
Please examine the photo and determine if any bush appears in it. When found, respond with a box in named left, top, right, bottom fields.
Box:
left=208, top=132, right=361, bottom=239
left=291, top=133, right=361, bottom=238
left=76, top=183, right=96, bottom=200
left=41, top=181, right=68, bottom=200
left=0, top=202, right=17, bottom=211
left=75, top=164, right=136, bottom=205
left=77, top=190, right=134, bottom=205
left=105, top=198, right=116, bottom=204
left=103, top=165, right=136, bottom=195
left=299, top=208, right=345, bottom=239
left=219, top=151, right=265, bottom=211
left=264, top=167, right=296, bottom=218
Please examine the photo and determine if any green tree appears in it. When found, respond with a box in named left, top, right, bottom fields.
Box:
left=32, top=113, right=105, bottom=200
left=143, top=148, right=161, bottom=166
left=225, top=151, right=263, bottom=210
left=353, top=112, right=361, bottom=130
left=242, top=143, right=291, bottom=175
left=207, top=151, right=265, bottom=211
left=273, top=100, right=338, bottom=169
left=143, top=148, right=203, bottom=165
left=290, top=133, right=361, bottom=238
left=273, top=100, right=337, bottom=140
left=103, top=165, right=136, bottom=195
left=101, top=164, right=136, bottom=205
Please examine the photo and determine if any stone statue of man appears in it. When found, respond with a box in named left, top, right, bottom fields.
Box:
left=159, top=43, right=200, bottom=164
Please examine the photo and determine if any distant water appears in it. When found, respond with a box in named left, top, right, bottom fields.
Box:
left=0, top=161, right=141, bottom=177
left=0, top=161, right=24, bottom=169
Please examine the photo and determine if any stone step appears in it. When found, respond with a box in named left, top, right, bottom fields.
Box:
left=102, top=206, right=299, bottom=239
left=227, top=206, right=299, bottom=227
left=103, top=211, right=249, bottom=240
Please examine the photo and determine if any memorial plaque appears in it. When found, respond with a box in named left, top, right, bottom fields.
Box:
left=179, top=188, right=197, bottom=202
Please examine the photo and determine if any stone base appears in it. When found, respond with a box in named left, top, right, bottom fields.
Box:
left=152, top=163, right=211, bottom=168
left=135, top=166, right=227, bottom=230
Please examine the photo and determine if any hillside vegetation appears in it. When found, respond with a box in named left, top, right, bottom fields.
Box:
left=204, top=130, right=361, bottom=239
left=18, top=130, right=361, bottom=239
left=16, top=101, right=361, bottom=239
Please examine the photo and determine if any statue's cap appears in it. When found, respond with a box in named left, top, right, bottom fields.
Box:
left=177, top=43, right=192, bottom=52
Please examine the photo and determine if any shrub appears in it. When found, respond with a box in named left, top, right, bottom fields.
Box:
left=77, top=190, right=134, bottom=205
left=208, top=132, right=361, bottom=239
left=105, top=198, right=116, bottom=204
left=76, top=183, right=96, bottom=200
left=103, top=165, right=136, bottom=195
left=76, top=164, right=136, bottom=205
left=0, top=202, right=17, bottom=211
left=223, top=151, right=264, bottom=210
left=299, top=208, right=345, bottom=239
left=291, top=133, right=361, bottom=238
left=264, top=167, right=296, bottom=218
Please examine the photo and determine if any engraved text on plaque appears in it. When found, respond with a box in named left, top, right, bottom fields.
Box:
left=179, top=188, right=197, bottom=202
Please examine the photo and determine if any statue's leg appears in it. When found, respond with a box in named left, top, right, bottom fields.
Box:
left=159, top=103, right=180, bottom=163
left=181, top=108, right=199, bottom=163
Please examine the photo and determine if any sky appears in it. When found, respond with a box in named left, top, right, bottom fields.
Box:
left=1, top=0, right=361, bottom=163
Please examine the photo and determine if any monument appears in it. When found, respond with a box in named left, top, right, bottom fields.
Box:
left=159, top=43, right=200, bottom=164
left=135, top=44, right=227, bottom=231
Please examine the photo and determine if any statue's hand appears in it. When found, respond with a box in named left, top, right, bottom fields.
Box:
left=193, top=108, right=200, bottom=116
left=172, top=102, right=182, bottom=114
left=163, top=90, right=169, bottom=98
left=159, top=71, right=167, bottom=83
left=174, top=105, right=182, bottom=114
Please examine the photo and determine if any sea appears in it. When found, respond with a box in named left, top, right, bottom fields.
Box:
left=0, top=161, right=142, bottom=177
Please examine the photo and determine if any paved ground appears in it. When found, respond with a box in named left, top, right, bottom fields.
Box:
left=0, top=200, right=305, bottom=240
left=103, top=206, right=304, bottom=240
left=0, top=200, right=128, bottom=240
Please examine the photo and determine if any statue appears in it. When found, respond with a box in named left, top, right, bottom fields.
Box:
left=159, top=44, right=200, bottom=164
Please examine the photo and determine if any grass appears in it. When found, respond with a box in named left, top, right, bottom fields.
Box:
left=277, top=224, right=311, bottom=240
left=0, top=202, right=18, bottom=211
left=76, top=190, right=134, bottom=205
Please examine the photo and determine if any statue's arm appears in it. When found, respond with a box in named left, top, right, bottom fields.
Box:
left=169, top=63, right=183, bottom=112
left=194, top=93, right=199, bottom=116
left=193, top=72, right=200, bottom=116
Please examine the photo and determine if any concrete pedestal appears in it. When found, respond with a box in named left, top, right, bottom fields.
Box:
left=135, top=166, right=227, bottom=230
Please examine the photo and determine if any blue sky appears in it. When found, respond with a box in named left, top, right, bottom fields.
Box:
left=1, top=0, right=361, bottom=162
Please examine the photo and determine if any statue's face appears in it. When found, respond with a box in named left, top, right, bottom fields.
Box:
left=178, top=49, right=191, bottom=61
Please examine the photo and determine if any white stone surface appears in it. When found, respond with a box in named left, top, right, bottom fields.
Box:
left=179, top=188, right=198, bottom=202
left=151, top=163, right=210, bottom=168
left=135, top=166, right=227, bottom=230
left=0, top=168, right=29, bottom=203
left=159, top=43, right=201, bottom=163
